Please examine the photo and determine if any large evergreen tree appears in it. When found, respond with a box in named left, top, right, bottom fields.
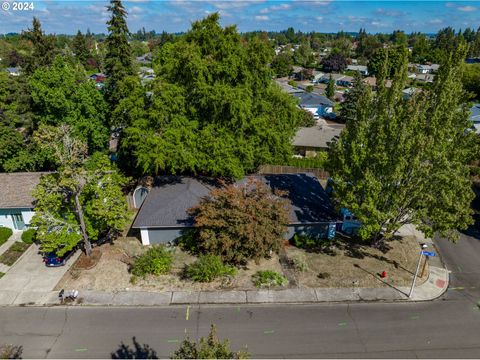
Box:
left=120, top=14, right=302, bottom=179
left=104, top=0, right=134, bottom=112
left=329, top=44, right=476, bottom=245
left=71, top=30, right=90, bottom=66
left=21, top=17, right=56, bottom=75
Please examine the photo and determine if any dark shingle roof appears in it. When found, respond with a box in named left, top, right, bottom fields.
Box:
left=132, top=177, right=218, bottom=228
left=0, top=172, right=48, bottom=208
left=132, top=174, right=338, bottom=228
left=292, top=92, right=333, bottom=107
left=470, top=103, right=480, bottom=123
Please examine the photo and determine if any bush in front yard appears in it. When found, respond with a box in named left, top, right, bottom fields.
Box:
left=252, top=270, right=288, bottom=288
left=21, top=229, right=36, bottom=244
left=291, top=233, right=317, bottom=250
left=0, top=227, right=13, bottom=245
left=185, top=255, right=236, bottom=283
left=188, top=179, right=290, bottom=265
left=130, top=245, right=173, bottom=277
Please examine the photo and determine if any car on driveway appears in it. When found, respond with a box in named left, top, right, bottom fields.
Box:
left=43, top=249, right=76, bottom=267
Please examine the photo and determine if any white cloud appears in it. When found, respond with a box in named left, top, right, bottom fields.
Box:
left=316, top=16, right=323, bottom=21
left=260, top=3, right=290, bottom=13
left=457, top=5, right=476, bottom=11
left=255, top=15, right=269, bottom=21
left=429, top=19, right=442, bottom=24
left=129, top=6, right=143, bottom=14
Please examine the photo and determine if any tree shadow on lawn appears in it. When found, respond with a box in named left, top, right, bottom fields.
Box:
left=353, top=263, right=408, bottom=297
left=111, top=337, right=158, bottom=359
left=333, top=234, right=416, bottom=276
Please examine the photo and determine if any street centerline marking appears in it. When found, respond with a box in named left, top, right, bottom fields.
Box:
left=186, top=305, right=190, bottom=321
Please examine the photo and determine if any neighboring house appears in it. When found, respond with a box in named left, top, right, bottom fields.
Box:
left=416, top=64, right=440, bottom=74
left=336, top=75, right=354, bottom=87
left=138, top=67, right=154, bottom=75
left=0, top=172, right=47, bottom=231
left=292, top=125, right=342, bottom=157
left=318, top=73, right=354, bottom=87
left=136, top=53, right=153, bottom=64
left=363, top=76, right=393, bottom=89
left=346, top=65, right=368, bottom=76
left=415, top=73, right=435, bottom=83
left=89, top=73, right=106, bottom=82
left=131, top=174, right=339, bottom=245
left=470, top=103, right=480, bottom=134
left=292, top=92, right=334, bottom=118
left=402, top=87, right=421, bottom=100
left=5, top=67, right=21, bottom=76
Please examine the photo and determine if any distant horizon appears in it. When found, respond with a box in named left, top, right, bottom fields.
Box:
left=0, top=1, right=479, bottom=35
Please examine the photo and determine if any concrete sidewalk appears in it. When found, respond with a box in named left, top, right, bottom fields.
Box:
left=0, top=264, right=448, bottom=306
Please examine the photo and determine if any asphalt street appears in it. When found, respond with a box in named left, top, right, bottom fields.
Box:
left=1, top=198, right=480, bottom=358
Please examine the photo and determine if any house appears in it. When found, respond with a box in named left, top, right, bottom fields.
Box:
left=136, top=53, right=153, bottom=64
left=89, top=73, right=106, bottom=82
left=0, top=172, right=47, bottom=231
left=363, top=77, right=393, bottom=89
left=415, top=73, right=435, bottom=83
left=292, top=125, right=342, bottom=157
left=5, top=67, right=21, bottom=76
left=416, top=64, right=440, bottom=74
left=402, top=87, right=421, bottom=100
left=336, top=75, right=354, bottom=87
left=469, top=103, right=480, bottom=134
left=292, top=92, right=334, bottom=118
left=318, top=73, right=354, bottom=87
left=131, top=174, right=339, bottom=245
left=346, top=65, right=368, bottom=76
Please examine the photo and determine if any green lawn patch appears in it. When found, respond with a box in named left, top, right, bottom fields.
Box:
left=0, top=227, right=13, bottom=246
left=0, top=242, right=30, bottom=266
left=0, top=272, right=4, bottom=279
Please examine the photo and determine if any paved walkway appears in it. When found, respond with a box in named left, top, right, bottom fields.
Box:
left=0, top=225, right=449, bottom=307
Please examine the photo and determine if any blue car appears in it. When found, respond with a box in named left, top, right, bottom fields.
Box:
left=43, top=249, right=75, bottom=267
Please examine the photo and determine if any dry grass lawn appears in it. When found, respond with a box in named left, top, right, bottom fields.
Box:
left=285, top=235, right=427, bottom=288
left=56, top=231, right=427, bottom=292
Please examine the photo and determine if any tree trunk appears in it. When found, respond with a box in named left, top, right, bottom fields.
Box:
left=74, top=192, right=92, bottom=257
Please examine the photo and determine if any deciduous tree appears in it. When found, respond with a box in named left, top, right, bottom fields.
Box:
left=329, top=44, right=475, bottom=245
left=188, top=179, right=290, bottom=265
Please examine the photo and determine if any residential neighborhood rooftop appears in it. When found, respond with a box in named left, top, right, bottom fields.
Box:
left=292, top=92, right=333, bottom=107
left=132, top=173, right=338, bottom=229
left=0, top=172, right=48, bottom=208
left=292, top=125, right=342, bottom=149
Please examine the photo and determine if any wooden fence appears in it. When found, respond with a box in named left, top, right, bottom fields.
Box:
left=257, top=165, right=330, bottom=179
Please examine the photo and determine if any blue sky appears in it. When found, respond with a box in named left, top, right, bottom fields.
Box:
left=0, top=0, right=479, bottom=35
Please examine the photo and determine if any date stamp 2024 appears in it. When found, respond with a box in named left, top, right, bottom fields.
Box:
left=2, top=1, right=34, bottom=11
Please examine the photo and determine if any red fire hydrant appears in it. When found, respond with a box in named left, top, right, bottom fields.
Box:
left=380, top=271, right=387, bottom=278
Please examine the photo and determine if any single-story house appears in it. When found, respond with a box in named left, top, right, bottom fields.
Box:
left=5, top=67, right=21, bottom=76
left=415, top=73, right=435, bottom=83
left=402, top=87, right=421, bottom=100
left=363, top=77, right=393, bottom=89
left=416, top=64, right=440, bottom=74
left=470, top=103, right=480, bottom=134
left=346, top=65, right=368, bottom=76
left=89, top=73, right=107, bottom=82
left=131, top=174, right=339, bottom=245
left=136, top=53, right=153, bottom=64
left=292, top=92, right=334, bottom=118
left=336, top=75, right=354, bottom=87
left=318, top=73, right=354, bottom=87
left=0, top=172, right=47, bottom=231
left=292, top=125, right=342, bottom=157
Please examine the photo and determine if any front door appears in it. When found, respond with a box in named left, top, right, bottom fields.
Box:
left=12, top=213, right=25, bottom=230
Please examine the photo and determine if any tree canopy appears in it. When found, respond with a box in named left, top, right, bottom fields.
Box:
left=329, top=43, right=476, bottom=244
left=120, top=14, right=302, bottom=179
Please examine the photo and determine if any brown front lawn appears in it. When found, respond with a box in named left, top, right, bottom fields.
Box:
left=56, top=232, right=427, bottom=293
left=0, top=242, right=31, bottom=266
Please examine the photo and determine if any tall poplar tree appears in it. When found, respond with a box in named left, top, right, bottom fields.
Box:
left=329, top=44, right=476, bottom=245
left=104, top=0, right=134, bottom=113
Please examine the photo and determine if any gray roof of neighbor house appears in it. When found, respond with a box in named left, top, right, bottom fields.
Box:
left=470, top=103, right=480, bottom=123
left=132, top=174, right=338, bottom=228
left=347, top=65, right=368, bottom=72
left=292, top=92, right=333, bottom=107
left=0, top=172, right=48, bottom=208
left=292, top=125, right=342, bottom=149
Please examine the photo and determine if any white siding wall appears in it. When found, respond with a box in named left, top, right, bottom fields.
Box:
left=140, top=228, right=150, bottom=245
left=22, top=210, right=35, bottom=226
left=0, top=212, right=15, bottom=229
left=0, top=208, right=35, bottom=230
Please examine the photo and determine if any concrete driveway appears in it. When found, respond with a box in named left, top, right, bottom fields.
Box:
left=0, top=243, right=79, bottom=292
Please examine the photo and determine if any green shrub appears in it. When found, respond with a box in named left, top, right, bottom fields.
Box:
left=0, top=227, right=13, bottom=245
left=0, top=272, right=4, bottom=279
left=252, top=270, right=288, bottom=288
left=130, top=245, right=173, bottom=277
left=287, top=79, right=297, bottom=87
left=185, top=255, right=237, bottom=282
left=305, top=85, right=314, bottom=93
left=21, top=229, right=36, bottom=244
left=292, top=233, right=318, bottom=250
